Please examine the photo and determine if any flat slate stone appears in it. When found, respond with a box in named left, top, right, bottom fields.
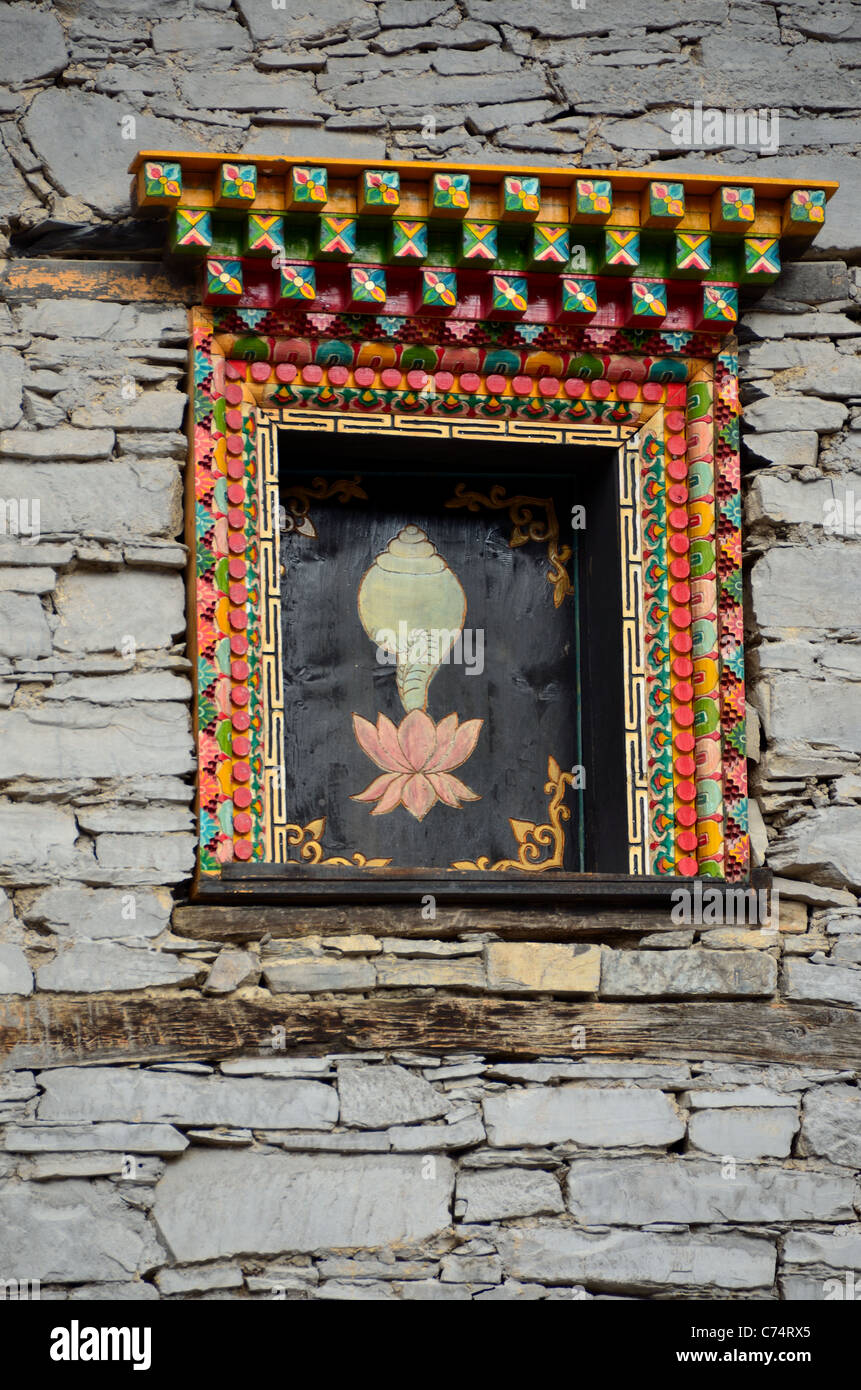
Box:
left=688, top=1108, right=799, bottom=1160
left=339, top=1064, right=448, bottom=1129
left=483, top=1085, right=684, bottom=1149
left=456, top=1167, right=564, bottom=1222
left=153, top=1149, right=454, bottom=1261
left=0, top=4, right=67, bottom=83
left=37, top=1066, right=338, bottom=1132
left=800, top=1084, right=861, bottom=1167
left=5, top=1122, right=188, bottom=1154
left=497, top=1225, right=775, bottom=1293
left=600, top=948, right=777, bottom=998
left=23, top=88, right=200, bottom=218
left=0, top=944, right=33, bottom=996
left=567, top=1157, right=853, bottom=1224
left=0, top=1180, right=164, bottom=1284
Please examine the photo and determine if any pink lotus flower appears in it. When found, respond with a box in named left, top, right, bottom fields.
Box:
left=352, top=709, right=482, bottom=821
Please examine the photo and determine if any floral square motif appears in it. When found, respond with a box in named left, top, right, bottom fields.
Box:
left=351, top=266, right=387, bottom=304
left=647, top=181, right=685, bottom=221
left=532, top=224, right=570, bottom=266
left=574, top=179, right=612, bottom=218
left=631, top=280, right=668, bottom=317
left=291, top=166, right=328, bottom=205
left=501, top=176, right=541, bottom=217
left=788, top=189, right=826, bottom=224
left=560, top=277, right=598, bottom=314
left=421, top=268, right=457, bottom=309
left=143, top=161, right=182, bottom=201
left=246, top=214, right=285, bottom=257
left=319, top=215, right=357, bottom=258
left=702, top=284, right=738, bottom=322
left=491, top=274, right=528, bottom=313
left=461, top=221, right=497, bottom=261
left=743, top=237, right=781, bottom=279
left=206, top=258, right=244, bottom=300
left=362, top=169, right=400, bottom=210
left=719, top=187, right=755, bottom=223
left=393, top=219, right=428, bottom=260
left=279, top=264, right=317, bottom=302
left=171, top=208, right=212, bottom=253
left=218, top=163, right=257, bottom=203
left=431, top=172, right=470, bottom=213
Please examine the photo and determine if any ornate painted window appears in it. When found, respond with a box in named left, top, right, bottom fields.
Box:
left=132, top=154, right=834, bottom=900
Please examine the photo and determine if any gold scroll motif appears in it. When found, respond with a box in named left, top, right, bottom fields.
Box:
left=281, top=476, right=367, bottom=538
left=444, top=483, right=574, bottom=607
left=452, top=756, right=573, bottom=871
left=284, top=817, right=392, bottom=868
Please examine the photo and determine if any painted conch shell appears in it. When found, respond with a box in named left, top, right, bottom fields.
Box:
left=357, top=525, right=466, bottom=712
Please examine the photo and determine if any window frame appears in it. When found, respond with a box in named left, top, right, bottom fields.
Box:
left=188, top=308, right=748, bottom=901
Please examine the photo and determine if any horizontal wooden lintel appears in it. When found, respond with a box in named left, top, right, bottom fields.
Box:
left=2, top=996, right=857, bottom=1071
left=175, top=903, right=711, bottom=941
left=0, top=258, right=195, bottom=304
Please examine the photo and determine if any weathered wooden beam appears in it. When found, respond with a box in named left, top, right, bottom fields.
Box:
left=173, top=903, right=685, bottom=940
left=2, top=996, right=858, bottom=1070
left=0, top=258, right=194, bottom=304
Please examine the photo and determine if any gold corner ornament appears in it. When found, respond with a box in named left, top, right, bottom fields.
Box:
left=445, top=483, right=574, bottom=607
left=281, top=476, right=367, bottom=538
left=452, top=756, right=574, bottom=871
left=285, top=817, right=391, bottom=867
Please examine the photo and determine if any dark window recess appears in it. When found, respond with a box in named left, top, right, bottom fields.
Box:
left=272, top=428, right=628, bottom=883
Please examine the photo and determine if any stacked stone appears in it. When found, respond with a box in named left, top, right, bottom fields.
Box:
left=1, top=1057, right=859, bottom=1299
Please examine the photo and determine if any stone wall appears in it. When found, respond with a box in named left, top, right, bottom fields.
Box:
left=0, top=0, right=859, bottom=1301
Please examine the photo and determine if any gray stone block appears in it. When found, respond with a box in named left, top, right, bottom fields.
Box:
left=156, top=1263, right=244, bottom=1295
left=22, top=89, right=201, bottom=218
left=36, top=941, right=200, bottom=993
left=758, top=675, right=861, bottom=755
left=0, top=4, right=67, bottom=82
left=497, top=1226, right=775, bottom=1293
left=770, top=808, right=861, bottom=891
left=0, top=706, right=194, bottom=780
left=783, top=1228, right=861, bottom=1271
left=387, top=1114, right=486, bottom=1151
left=53, top=571, right=186, bottom=653
left=800, top=1084, right=861, bottom=1168
left=263, top=957, right=376, bottom=993
left=750, top=547, right=861, bottom=632
left=153, top=1149, right=454, bottom=1261
left=688, top=1108, right=799, bottom=1159
left=0, top=594, right=52, bottom=659
left=38, top=1067, right=338, bottom=1131
left=456, top=1167, right=564, bottom=1222
left=784, top=958, right=861, bottom=1006
left=339, top=1064, right=447, bottom=1129
left=236, top=0, right=375, bottom=44
left=744, top=432, right=819, bottom=469
left=5, top=1122, right=187, bottom=1154
left=0, top=1180, right=164, bottom=1284
left=0, top=944, right=33, bottom=996
left=0, top=803, right=77, bottom=869
left=600, top=949, right=776, bottom=998
left=743, top=397, right=848, bottom=433
left=566, top=1157, right=854, bottom=1224
left=483, top=1085, right=684, bottom=1148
